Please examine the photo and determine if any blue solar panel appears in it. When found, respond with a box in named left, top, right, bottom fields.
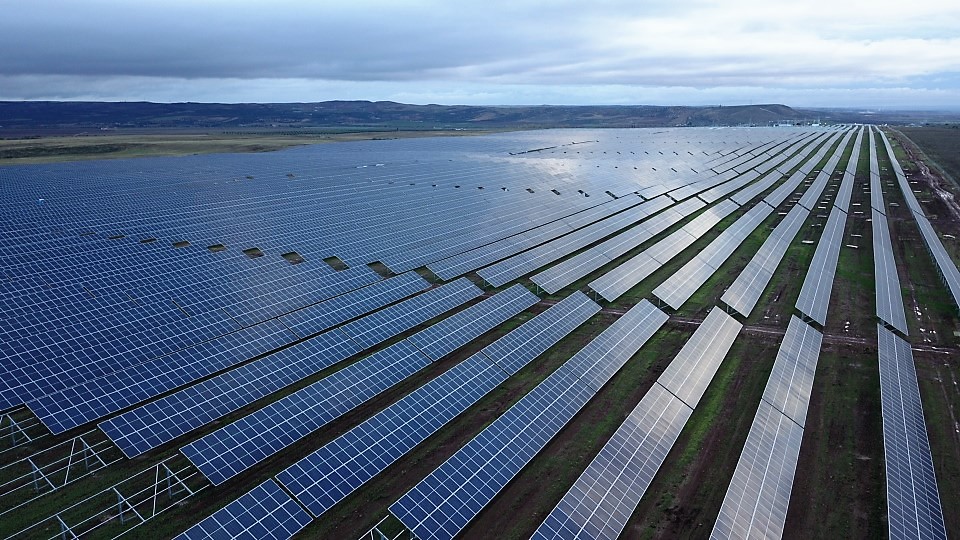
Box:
left=183, top=286, right=538, bottom=486
left=100, top=329, right=362, bottom=458
left=181, top=340, right=429, bottom=485
left=338, top=278, right=482, bottom=349
left=175, top=480, right=311, bottom=540
left=389, top=300, right=668, bottom=540
left=479, top=291, right=600, bottom=375
left=28, top=319, right=294, bottom=435
left=278, top=271, right=430, bottom=338
left=275, top=291, right=598, bottom=518
left=877, top=325, right=947, bottom=540
left=407, top=284, right=539, bottom=361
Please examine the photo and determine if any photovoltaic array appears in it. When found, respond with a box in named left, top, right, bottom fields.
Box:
left=1, top=124, right=954, bottom=540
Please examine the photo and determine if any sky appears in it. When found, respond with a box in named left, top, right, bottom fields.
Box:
left=2, top=0, right=959, bottom=108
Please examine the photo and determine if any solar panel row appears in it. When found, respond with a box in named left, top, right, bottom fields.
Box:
left=711, top=316, right=823, bottom=539
left=532, top=307, right=741, bottom=540
left=875, top=129, right=960, bottom=312
left=587, top=199, right=741, bottom=302
left=182, top=285, right=538, bottom=486
left=274, top=291, right=599, bottom=519
left=99, top=278, right=483, bottom=457
left=653, top=201, right=773, bottom=310
left=530, top=197, right=701, bottom=294
left=721, top=203, right=809, bottom=317
left=29, top=272, right=430, bottom=434
left=0, top=264, right=382, bottom=411
left=711, top=401, right=804, bottom=540
left=389, top=299, right=668, bottom=540
left=533, top=384, right=690, bottom=540
left=869, top=129, right=887, bottom=214
left=877, top=325, right=947, bottom=540
left=873, top=208, right=909, bottom=334
left=476, top=195, right=672, bottom=287
left=833, top=127, right=865, bottom=212
left=174, top=479, right=310, bottom=540
left=795, top=131, right=854, bottom=211
left=795, top=206, right=847, bottom=326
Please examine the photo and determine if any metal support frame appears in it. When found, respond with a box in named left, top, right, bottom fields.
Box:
left=3, top=412, right=32, bottom=446
left=162, top=462, right=193, bottom=499
left=114, top=487, right=144, bottom=526
left=56, top=514, right=78, bottom=540
left=30, top=458, right=56, bottom=493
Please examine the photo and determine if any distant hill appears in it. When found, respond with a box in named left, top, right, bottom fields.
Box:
left=0, top=101, right=816, bottom=135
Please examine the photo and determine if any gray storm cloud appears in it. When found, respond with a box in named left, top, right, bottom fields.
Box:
left=1, top=0, right=958, bottom=106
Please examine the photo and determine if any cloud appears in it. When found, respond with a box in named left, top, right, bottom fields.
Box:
left=1, top=0, right=958, bottom=106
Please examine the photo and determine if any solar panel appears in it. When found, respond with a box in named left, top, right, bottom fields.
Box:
left=100, top=328, right=362, bottom=458
left=721, top=204, right=809, bottom=317
left=657, top=307, right=742, bottom=407
left=711, top=401, right=805, bottom=540
left=833, top=128, right=864, bottom=212
left=278, top=271, right=430, bottom=338
left=531, top=306, right=739, bottom=539
left=532, top=384, right=692, bottom=540
left=873, top=208, right=909, bottom=334
left=337, top=277, right=482, bottom=349
left=653, top=202, right=773, bottom=310
left=875, top=129, right=960, bottom=312
left=588, top=251, right=661, bottom=302
left=478, top=291, right=601, bottom=375
left=795, top=206, right=846, bottom=325
left=183, top=285, right=536, bottom=485
left=427, top=219, right=572, bottom=281
left=407, top=284, right=539, bottom=361
left=877, top=325, right=947, bottom=540
left=476, top=196, right=670, bottom=287
left=912, top=214, right=960, bottom=311
left=175, top=479, right=311, bottom=540
left=29, top=319, right=294, bottom=435
left=275, top=291, right=598, bottom=518
left=531, top=198, right=703, bottom=295
left=181, top=339, right=430, bottom=485
left=389, top=300, right=668, bottom=540
left=761, top=315, right=823, bottom=428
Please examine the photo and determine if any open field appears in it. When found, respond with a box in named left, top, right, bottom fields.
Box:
left=1, top=125, right=957, bottom=540
left=0, top=129, right=497, bottom=166
left=897, top=126, right=960, bottom=188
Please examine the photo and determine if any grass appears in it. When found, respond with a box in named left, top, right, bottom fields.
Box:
left=897, top=127, right=960, bottom=188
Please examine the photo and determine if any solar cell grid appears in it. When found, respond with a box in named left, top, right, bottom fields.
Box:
left=276, top=292, right=598, bottom=518
left=476, top=195, right=672, bottom=287
left=406, top=284, right=539, bottom=361
left=338, top=277, right=482, bottom=350
left=100, top=328, right=362, bottom=458
left=532, top=384, right=692, bottom=540
left=656, top=308, right=742, bottom=407
left=183, top=285, right=536, bottom=485
left=174, top=479, right=311, bottom=540
left=277, top=271, right=430, bottom=338
left=530, top=197, right=702, bottom=294
left=181, top=339, right=431, bottom=485
left=588, top=251, right=661, bottom=302
left=877, top=325, right=947, bottom=540
left=795, top=206, right=846, bottom=325
left=28, top=319, right=294, bottom=435
left=873, top=208, right=909, bottom=334
left=389, top=300, right=668, bottom=540
left=760, top=315, right=823, bottom=427
left=710, top=401, right=804, bottom=540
